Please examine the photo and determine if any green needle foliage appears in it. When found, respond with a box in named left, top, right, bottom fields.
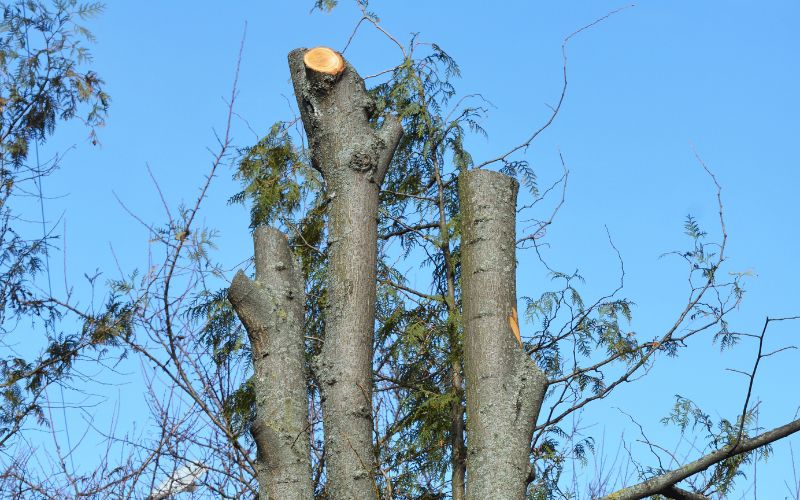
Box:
left=661, top=395, right=770, bottom=497
left=0, top=0, right=109, bottom=447
left=230, top=122, right=306, bottom=229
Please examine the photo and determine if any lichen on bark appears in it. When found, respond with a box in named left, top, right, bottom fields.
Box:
left=460, top=168, right=548, bottom=500
left=288, top=47, right=403, bottom=499
left=228, top=226, right=312, bottom=500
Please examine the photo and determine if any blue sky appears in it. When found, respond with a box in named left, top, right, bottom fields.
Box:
left=26, top=1, right=800, bottom=497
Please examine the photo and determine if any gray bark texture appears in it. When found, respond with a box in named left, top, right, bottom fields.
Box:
left=460, top=169, right=548, bottom=500
left=227, top=227, right=312, bottom=500
left=288, top=47, right=403, bottom=499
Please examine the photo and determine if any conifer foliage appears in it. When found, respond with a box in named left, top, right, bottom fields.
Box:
left=1, top=2, right=798, bottom=499
left=0, top=0, right=108, bottom=448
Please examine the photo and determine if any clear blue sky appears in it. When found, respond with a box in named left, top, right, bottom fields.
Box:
left=30, top=1, right=799, bottom=497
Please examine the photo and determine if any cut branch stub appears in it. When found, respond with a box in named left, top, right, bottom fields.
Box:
left=288, top=47, right=403, bottom=184
left=304, top=46, right=345, bottom=75
left=228, top=226, right=312, bottom=500
left=302, top=47, right=346, bottom=95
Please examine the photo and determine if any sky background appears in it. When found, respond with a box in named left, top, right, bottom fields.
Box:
left=20, top=1, right=800, bottom=497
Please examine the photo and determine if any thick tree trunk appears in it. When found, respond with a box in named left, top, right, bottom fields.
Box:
left=288, top=47, right=403, bottom=499
left=228, top=227, right=312, bottom=500
left=460, top=169, right=548, bottom=500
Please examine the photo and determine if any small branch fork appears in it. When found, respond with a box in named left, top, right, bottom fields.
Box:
left=531, top=150, right=733, bottom=440
left=602, top=315, right=799, bottom=499
left=12, top=25, right=261, bottom=498
left=732, top=316, right=799, bottom=446
left=598, top=416, right=800, bottom=500
left=474, top=5, right=634, bottom=171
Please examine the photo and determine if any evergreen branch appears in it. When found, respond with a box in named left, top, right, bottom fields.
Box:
left=378, top=277, right=443, bottom=302
left=379, top=222, right=438, bottom=240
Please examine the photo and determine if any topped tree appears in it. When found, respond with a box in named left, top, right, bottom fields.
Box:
left=288, top=46, right=403, bottom=499
left=288, top=46, right=403, bottom=185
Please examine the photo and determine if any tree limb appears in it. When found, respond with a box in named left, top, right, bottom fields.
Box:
left=599, top=417, right=800, bottom=500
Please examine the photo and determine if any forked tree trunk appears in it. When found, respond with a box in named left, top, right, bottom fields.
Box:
left=460, top=169, right=549, bottom=500
left=228, top=227, right=312, bottom=500
left=288, top=47, right=403, bottom=499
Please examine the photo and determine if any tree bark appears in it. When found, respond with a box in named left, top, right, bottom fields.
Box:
left=460, top=169, right=548, bottom=500
left=658, top=485, right=710, bottom=500
left=288, top=46, right=403, bottom=499
left=228, top=227, right=312, bottom=500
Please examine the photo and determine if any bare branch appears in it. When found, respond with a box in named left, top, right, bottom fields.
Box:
left=598, top=418, right=800, bottom=500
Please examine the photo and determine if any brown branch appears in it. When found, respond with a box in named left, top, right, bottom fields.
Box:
left=378, top=277, right=443, bottom=302
left=474, top=6, right=633, bottom=170
left=658, top=484, right=710, bottom=500
left=379, top=221, right=438, bottom=240
left=598, top=418, right=800, bottom=500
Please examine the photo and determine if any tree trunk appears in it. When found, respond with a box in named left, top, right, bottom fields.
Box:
left=288, top=47, right=403, bottom=499
left=460, top=169, right=548, bottom=500
left=228, top=227, right=312, bottom=500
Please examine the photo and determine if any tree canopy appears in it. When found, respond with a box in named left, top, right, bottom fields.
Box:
left=0, top=2, right=798, bottom=499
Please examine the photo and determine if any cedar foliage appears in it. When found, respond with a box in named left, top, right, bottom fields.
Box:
left=1, top=2, right=786, bottom=498
left=0, top=0, right=109, bottom=447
